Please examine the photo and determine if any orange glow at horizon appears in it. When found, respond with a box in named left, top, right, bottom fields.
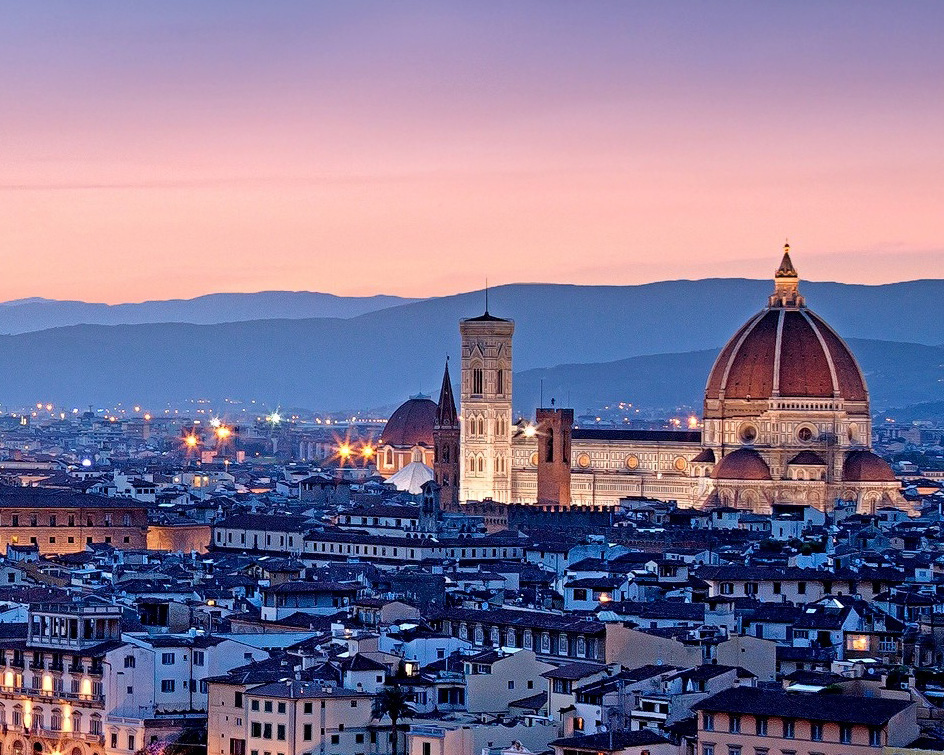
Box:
left=1, top=4, right=943, bottom=303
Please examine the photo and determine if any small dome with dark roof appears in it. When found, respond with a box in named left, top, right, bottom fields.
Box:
left=381, top=396, right=437, bottom=448
left=691, top=448, right=716, bottom=463
left=788, top=450, right=827, bottom=466
left=712, top=448, right=771, bottom=481
left=843, top=450, right=897, bottom=482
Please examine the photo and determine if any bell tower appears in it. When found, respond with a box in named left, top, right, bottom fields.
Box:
left=459, top=306, right=514, bottom=503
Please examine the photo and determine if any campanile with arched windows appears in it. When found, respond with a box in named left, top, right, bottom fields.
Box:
left=459, top=308, right=514, bottom=503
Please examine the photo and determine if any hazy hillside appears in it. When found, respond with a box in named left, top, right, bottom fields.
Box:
left=1, top=278, right=942, bottom=350
left=0, top=291, right=417, bottom=333
left=0, top=279, right=939, bottom=411
left=515, top=339, right=944, bottom=415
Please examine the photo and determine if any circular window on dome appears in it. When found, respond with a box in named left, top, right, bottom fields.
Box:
left=577, top=453, right=591, bottom=468
left=529, top=452, right=538, bottom=466
left=626, top=455, right=639, bottom=470
left=674, top=456, right=687, bottom=472
left=797, top=426, right=815, bottom=443
left=738, top=424, right=757, bottom=444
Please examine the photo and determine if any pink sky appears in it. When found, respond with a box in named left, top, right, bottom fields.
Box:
left=1, top=2, right=943, bottom=303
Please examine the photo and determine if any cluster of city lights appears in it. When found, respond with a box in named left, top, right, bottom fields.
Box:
left=336, top=441, right=376, bottom=463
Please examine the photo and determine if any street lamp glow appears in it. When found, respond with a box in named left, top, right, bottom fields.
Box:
left=338, top=444, right=352, bottom=458
left=361, top=445, right=374, bottom=458
left=185, top=434, right=199, bottom=448
left=523, top=424, right=537, bottom=438
left=216, top=426, right=232, bottom=440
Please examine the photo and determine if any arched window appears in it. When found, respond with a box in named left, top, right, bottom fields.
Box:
left=32, top=707, right=44, bottom=730
left=51, top=709, right=62, bottom=731
left=477, top=455, right=484, bottom=473
left=496, top=369, right=505, bottom=395
left=89, top=715, right=102, bottom=735
left=472, top=368, right=484, bottom=395
left=12, top=705, right=22, bottom=727
left=71, top=712, right=82, bottom=733
left=412, top=448, right=422, bottom=463
left=384, top=448, right=393, bottom=467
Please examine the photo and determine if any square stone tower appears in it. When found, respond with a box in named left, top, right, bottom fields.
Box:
left=459, top=309, right=514, bottom=503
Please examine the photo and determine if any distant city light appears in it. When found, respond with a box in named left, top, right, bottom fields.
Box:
left=81, top=459, right=92, bottom=467
left=216, top=426, right=232, bottom=440
left=361, top=445, right=374, bottom=458
left=338, top=444, right=352, bottom=458
left=269, top=411, right=281, bottom=424
left=185, top=435, right=199, bottom=448
left=523, top=424, right=537, bottom=438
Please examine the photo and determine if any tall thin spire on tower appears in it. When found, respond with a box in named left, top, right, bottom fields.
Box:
left=484, top=278, right=489, bottom=315
left=435, top=356, right=458, bottom=427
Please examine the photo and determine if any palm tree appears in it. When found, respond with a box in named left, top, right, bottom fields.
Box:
left=371, top=685, right=414, bottom=755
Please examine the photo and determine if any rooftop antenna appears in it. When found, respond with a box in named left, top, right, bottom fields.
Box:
left=540, top=378, right=544, bottom=410
left=484, top=278, right=489, bottom=315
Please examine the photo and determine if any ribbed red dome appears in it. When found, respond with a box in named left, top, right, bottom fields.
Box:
left=381, top=397, right=436, bottom=447
left=712, top=448, right=771, bottom=480
left=705, top=308, right=867, bottom=402
left=843, top=450, right=896, bottom=482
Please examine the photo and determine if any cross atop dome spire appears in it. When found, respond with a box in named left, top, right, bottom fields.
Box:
left=769, top=241, right=805, bottom=308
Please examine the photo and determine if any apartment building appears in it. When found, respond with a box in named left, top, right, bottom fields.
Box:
left=693, top=687, right=917, bottom=755
left=207, top=678, right=377, bottom=755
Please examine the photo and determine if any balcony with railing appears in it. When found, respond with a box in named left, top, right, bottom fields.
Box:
left=2, top=724, right=105, bottom=745
left=409, top=725, right=446, bottom=738
left=0, top=685, right=105, bottom=707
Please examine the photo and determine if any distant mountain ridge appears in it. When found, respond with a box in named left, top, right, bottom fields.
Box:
left=0, top=291, right=418, bottom=333
left=0, top=279, right=939, bottom=411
